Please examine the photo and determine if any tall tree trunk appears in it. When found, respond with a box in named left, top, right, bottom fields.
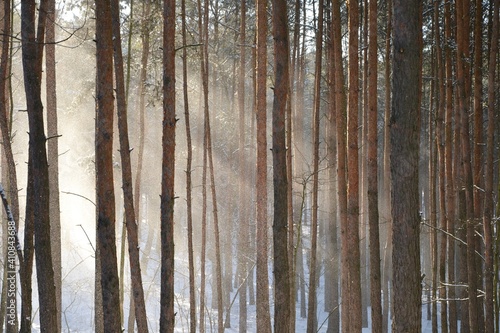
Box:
left=345, top=0, right=362, bottom=330
left=159, top=0, right=176, bottom=331
left=95, top=0, right=121, bottom=331
left=181, top=0, right=196, bottom=331
left=306, top=1, right=323, bottom=331
left=455, top=0, right=479, bottom=330
left=255, top=0, right=272, bottom=331
left=326, top=2, right=340, bottom=332
left=129, top=2, right=152, bottom=329
left=382, top=1, right=393, bottom=331
left=0, top=2, right=19, bottom=331
left=237, top=1, right=248, bottom=330
left=21, top=0, right=59, bottom=331
left=444, top=2, right=458, bottom=331
left=483, top=1, right=498, bottom=332
left=434, top=2, right=448, bottom=331
left=197, top=0, right=224, bottom=329
left=429, top=76, right=438, bottom=333
left=196, top=0, right=207, bottom=330
left=331, top=0, right=348, bottom=330
left=271, top=0, right=291, bottom=330
left=472, top=1, right=485, bottom=330
left=390, top=0, right=422, bottom=331
left=45, top=1, right=61, bottom=331
left=367, top=0, right=382, bottom=330
left=110, top=0, right=149, bottom=332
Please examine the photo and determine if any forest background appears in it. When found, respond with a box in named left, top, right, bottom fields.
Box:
left=0, top=0, right=499, bottom=332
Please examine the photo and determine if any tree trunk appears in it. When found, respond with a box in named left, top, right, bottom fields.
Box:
left=0, top=2, right=20, bottom=331
left=381, top=0, right=392, bottom=330
left=21, top=0, right=59, bottom=331
left=390, top=0, right=422, bottom=331
left=159, top=0, right=176, bottom=331
left=196, top=0, right=207, bottom=330
left=255, top=0, right=272, bottom=331
left=271, top=0, right=291, bottom=330
left=483, top=1, right=498, bottom=332
left=110, top=0, right=149, bottom=331
left=45, top=1, right=61, bottom=330
left=20, top=162, right=34, bottom=333
left=472, top=1, right=485, bottom=330
left=331, top=0, right=348, bottom=330
left=237, top=1, right=248, bottom=330
left=455, top=0, right=479, bottom=330
left=367, top=0, right=382, bottom=330
left=444, top=2, right=457, bottom=331
left=129, top=2, right=152, bottom=329
left=181, top=0, right=196, bottom=331
left=345, top=0, right=362, bottom=330
left=306, top=1, right=323, bottom=332
left=326, top=3, right=340, bottom=332
left=95, top=0, right=121, bottom=331
left=433, top=3, right=448, bottom=331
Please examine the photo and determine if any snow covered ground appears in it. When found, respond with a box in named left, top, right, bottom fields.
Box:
left=23, top=240, right=451, bottom=332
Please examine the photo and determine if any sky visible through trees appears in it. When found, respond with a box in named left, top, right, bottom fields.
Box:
left=0, top=0, right=499, bottom=332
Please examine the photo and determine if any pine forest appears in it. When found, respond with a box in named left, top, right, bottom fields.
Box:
left=0, top=0, right=499, bottom=332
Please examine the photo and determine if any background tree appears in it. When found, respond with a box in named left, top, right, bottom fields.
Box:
left=237, top=0, right=248, bottom=330
left=306, top=0, right=323, bottom=331
left=110, top=0, right=148, bottom=331
left=181, top=0, right=196, bottom=331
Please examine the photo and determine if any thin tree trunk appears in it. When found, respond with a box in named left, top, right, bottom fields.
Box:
left=110, top=0, right=149, bottom=331
left=271, top=0, right=291, bottom=330
left=197, top=0, right=223, bottom=329
left=196, top=0, right=207, bottom=330
left=237, top=1, right=248, bottom=330
left=455, top=0, right=479, bottom=330
left=434, top=3, right=448, bottom=331
left=483, top=1, right=498, bottom=332
left=306, top=1, right=323, bottom=332
left=45, top=2, right=61, bottom=330
left=345, top=0, right=362, bottom=330
left=444, top=2, right=457, bottom=330
left=429, top=76, right=438, bottom=333
left=181, top=0, right=196, bottom=331
left=0, top=2, right=19, bottom=331
left=255, top=0, right=272, bottom=331
left=159, top=0, right=176, bottom=331
left=331, top=0, right=348, bottom=330
left=472, top=1, right=485, bottom=330
left=367, top=0, right=382, bottom=330
left=382, top=1, right=392, bottom=331
left=390, top=0, right=422, bottom=331
left=21, top=0, right=59, bottom=331
left=129, top=3, right=152, bottom=330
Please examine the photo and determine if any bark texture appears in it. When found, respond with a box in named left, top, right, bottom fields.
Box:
left=390, top=0, right=422, bottom=331
left=271, top=0, right=291, bottom=331
left=160, top=0, right=176, bottom=331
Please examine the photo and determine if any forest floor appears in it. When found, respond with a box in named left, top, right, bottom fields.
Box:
left=24, top=242, right=451, bottom=332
